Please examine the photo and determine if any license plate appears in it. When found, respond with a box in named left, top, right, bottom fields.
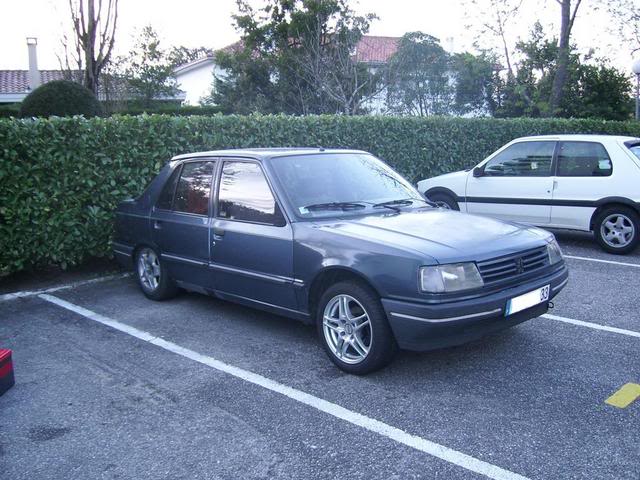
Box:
left=505, top=285, right=550, bottom=316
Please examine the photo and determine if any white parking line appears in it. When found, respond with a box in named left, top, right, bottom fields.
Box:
left=541, top=313, right=640, bottom=338
left=0, top=273, right=131, bottom=303
left=38, top=293, right=529, bottom=480
left=564, top=255, right=640, bottom=269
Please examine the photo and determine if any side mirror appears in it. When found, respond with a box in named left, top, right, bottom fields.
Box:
left=472, top=167, right=483, bottom=178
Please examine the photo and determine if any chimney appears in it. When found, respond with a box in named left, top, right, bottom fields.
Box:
left=26, top=37, right=40, bottom=91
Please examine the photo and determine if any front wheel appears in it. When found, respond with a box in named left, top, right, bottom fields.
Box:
left=427, top=192, right=459, bottom=211
left=593, top=207, right=640, bottom=255
left=317, top=281, right=398, bottom=375
left=135, top=246, right=179, bottom=300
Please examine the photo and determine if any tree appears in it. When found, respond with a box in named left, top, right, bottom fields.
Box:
left=548, top=0, right=583, bottom=116
left=465, top=0, right=523, bottom=80
left=492, top=22, right=632, bottom=120
left=212, top=0, right=380, bottom=115
left=122, top=26, right=179, bottom=106
left=167, top=46, right=213, bottom=70
left=386, top=33, right=453, bottom=116
left=451, top=51, right=499, bottom=115
left=64, top=0, right=119, bottom=94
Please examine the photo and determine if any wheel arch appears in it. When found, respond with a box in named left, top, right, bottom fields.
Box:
left=423, top=186, right=460, bottom=202
left=307, top=267, right=381, bottom=322
left=589, top=197, right=640, bottom=230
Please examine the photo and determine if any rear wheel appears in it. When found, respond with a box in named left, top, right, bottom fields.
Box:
left=316, top=281, right=397, bottom=375
left=427, top=192, right=459, bottom=211
left=135, top=247, right=179, bottom=300
left=593, top=206, right=640, bottom=254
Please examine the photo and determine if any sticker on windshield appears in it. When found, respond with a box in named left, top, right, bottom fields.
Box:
left=299, top=207, right=309, bottom=215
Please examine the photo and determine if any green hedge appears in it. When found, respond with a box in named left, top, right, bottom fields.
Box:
left=2, top=114, right=640, bottom=276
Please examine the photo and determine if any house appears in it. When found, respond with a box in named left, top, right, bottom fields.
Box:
left=1, top=38, right=184, bottom=105
left=173, top=35, right=404, bottom=110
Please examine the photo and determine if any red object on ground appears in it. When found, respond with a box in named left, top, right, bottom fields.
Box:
left=0, top=349, right=15, bottom=396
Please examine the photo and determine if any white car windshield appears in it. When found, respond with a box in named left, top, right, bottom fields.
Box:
left=270, top=153, right=426, bottom=218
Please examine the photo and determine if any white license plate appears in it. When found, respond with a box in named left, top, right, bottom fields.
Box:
left=505, top=285, right=550, bottom=316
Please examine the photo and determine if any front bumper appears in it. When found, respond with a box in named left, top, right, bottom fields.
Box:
left=382, top=265, right=568, bottom=351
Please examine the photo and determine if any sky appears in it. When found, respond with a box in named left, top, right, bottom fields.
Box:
left=0, top=0, right=636, bottom=73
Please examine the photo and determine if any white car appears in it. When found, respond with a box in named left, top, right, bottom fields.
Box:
left=417, top=135, right=640, bottom=254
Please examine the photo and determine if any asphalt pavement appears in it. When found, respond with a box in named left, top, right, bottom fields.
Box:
left=0, top=232, right=638, bottom=480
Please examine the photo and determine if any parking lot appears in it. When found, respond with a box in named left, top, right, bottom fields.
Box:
left=0, top=230, right=638, bottom=480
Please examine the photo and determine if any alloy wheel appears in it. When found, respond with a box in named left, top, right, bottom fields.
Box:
left=137, top=248, right=161, bottom=291
left=322, top=294, right=372, bottom=364
left=601, top=214, right=635, bottom=248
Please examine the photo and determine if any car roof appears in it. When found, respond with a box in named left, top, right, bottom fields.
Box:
left=511, top=134, right=639, bottom=143
left=171, top=147, right=368, bottom=161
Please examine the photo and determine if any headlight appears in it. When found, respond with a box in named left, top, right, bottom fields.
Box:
left=546, top=238, right=563, bottom=265
left=420, top=263, right=484, bottom=293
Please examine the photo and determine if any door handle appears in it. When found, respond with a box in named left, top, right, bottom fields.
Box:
left=213, top=227, right=225, bottom=239
left=153, top=220, right=163, bottom=230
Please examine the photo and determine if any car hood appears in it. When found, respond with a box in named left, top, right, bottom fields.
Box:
left=311, top=209, right=551, bottom=264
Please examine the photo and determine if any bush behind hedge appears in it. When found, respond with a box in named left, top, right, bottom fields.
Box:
left=2, top=114, right=640, bottom=276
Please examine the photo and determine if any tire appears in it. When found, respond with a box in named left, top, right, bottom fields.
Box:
left=427, top=192, right=459, bottom=211
left=134, top=246, right=180, bottom=300
left=593, top=206, right=640, bottom=255
left=316, top=280, right=398, bottom=375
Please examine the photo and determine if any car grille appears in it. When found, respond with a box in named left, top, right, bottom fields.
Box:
left=476, top=246, right=549, bottom=284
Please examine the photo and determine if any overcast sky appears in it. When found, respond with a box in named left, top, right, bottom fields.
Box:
left=0, top=0, right=635, bottom=73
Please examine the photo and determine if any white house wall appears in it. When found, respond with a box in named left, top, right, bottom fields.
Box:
left=175, top=62, right=227, bottom=106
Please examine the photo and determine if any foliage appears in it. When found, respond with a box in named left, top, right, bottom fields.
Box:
left=0, top=104, right=21, bottom=119
left=386, top=33, right=453, bottom=116
left=19, top=80, right=103, bottom=117
left=107, top=104, right=223, bottom=116
left=3, top=114, right=640, bottom=276
left=493, top=23, right=633, bottom=120
left=212, top=0, right=379, bottom=114
left=121, top=25, right=180, bottom=106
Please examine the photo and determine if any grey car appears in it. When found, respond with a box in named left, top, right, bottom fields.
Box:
left=113, top=148, right=568, bottom=374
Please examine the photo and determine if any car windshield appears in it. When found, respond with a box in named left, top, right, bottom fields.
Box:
left=269, top=153, right=425, bottom=218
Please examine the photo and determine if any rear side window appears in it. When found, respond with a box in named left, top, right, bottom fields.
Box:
left=218, top=161, right=285, bottom=226
left=557, top=142, right=612, bottom=177
left=156, top=166, right=181, bottom=210
left=483, top=141, right=555, bottom=177
left=173, top=161, right=215, bottom=215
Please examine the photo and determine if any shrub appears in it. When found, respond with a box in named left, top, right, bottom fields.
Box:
left=1, top=114, right=640, bottom=276
left=20, top=80, right=103, bottom=118
left=0, top=104, right=20, bottom=118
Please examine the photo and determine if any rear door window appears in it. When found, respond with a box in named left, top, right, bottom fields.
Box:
left=173, top=161, right=215, bottom=215
left=156, top=166, right=181, bottom=210
left=483, top=142, right=555, bottom=177
left=557, top=142, right=612, bottom=177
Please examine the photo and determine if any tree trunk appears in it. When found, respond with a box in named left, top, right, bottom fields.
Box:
left=549, top=0, right=578, bottom=116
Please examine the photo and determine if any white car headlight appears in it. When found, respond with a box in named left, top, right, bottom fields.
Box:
left=546, top=238, right=563, bottom=265
left=420, top=263, right=484, bottom=293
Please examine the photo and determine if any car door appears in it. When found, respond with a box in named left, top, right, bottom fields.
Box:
left=550, top=141, right=613, bottom=230
left=210, top=159, right=297, bottom=311
left=150, top=159, right=216, bottom=288
left=466, top=141, right=556, bottom=225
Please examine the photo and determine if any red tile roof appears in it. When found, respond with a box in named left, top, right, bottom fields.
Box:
left=353, top=36, right=400, bottom=64
left=0, top=70, right=73, bottom=94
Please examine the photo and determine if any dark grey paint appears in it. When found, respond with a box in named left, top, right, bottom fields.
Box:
left=114, top=148, right=568, bottom=350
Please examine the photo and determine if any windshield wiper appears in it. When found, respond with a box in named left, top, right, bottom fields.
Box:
left=303, top=202, right=367, bottom=212
left=372, top=198, right=437, bottom=211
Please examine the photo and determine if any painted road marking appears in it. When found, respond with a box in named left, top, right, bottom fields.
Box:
left=564, top=255, right=640, bottom=269
left=39, top=293, right=529, bottom=480
left=542, top=313, right=640, bottom=339
left=605, top=383, right=640, bottom=408
left=0, top=273, right=131, bottom=303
